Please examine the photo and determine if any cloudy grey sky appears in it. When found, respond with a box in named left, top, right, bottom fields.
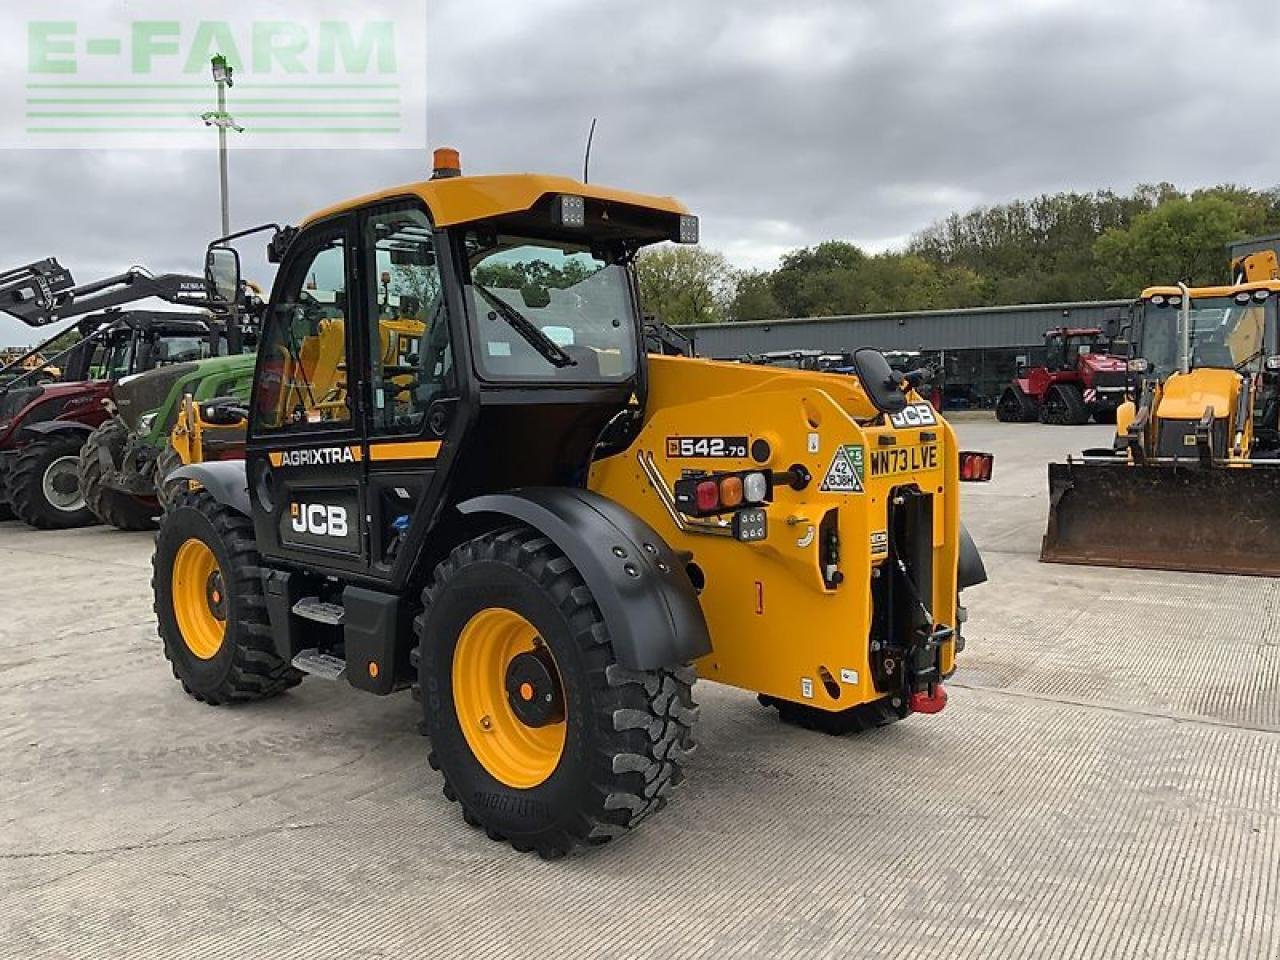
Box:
left=1, top=0, right=1277, bottom=346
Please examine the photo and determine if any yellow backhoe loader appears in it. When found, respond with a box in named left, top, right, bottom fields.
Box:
left=1042, top=238, right=1280, bottom=575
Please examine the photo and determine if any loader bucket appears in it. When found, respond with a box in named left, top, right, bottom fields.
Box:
left=1041, top=460, right=1280, bottom=577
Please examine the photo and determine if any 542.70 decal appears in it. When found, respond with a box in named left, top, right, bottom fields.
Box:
left=666, top=435, right=749, bottom=458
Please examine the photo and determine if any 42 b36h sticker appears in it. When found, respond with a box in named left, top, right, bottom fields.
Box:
left=666, top=435, right=749, bottom=458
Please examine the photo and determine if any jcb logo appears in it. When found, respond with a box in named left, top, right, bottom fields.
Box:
left=889, top=403, right=937, bottom=429
left=290, top=503, right=349, bottom=538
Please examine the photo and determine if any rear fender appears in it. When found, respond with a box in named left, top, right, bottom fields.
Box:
left=958, top=524, right=987, bottom=590
left=457, top=487, right=712, bottom=671
left=168, top=460, right=250, bottom=516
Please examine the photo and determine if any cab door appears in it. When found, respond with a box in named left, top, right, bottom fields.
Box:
left=356, top=201, right=461, bottom=581
left=245, top=216, right=369, bottom=576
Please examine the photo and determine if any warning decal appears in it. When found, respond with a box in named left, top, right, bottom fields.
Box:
left=820, top=445, right=865, bottom=493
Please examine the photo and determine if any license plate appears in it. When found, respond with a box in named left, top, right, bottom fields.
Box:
left=868, top=443, right=939, bottom=478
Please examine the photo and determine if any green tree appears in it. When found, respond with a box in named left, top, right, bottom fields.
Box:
left=635, top=245, right=735, bottom=325
left=769, top=241, right=866, bottom=316
left=728, top=269, right=783, bottom=322
left=1093, top=195, right=1251, bottom=294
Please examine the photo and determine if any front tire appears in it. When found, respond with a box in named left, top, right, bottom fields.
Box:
left=417, top=525, right=698, bottom=858
left=152, top=488, right=302, bottom=704
left=78, top=419, right=158, bottom=531
left=10, top=433, right=96, bottom=529
left=0, top=457, right=14, bottom=522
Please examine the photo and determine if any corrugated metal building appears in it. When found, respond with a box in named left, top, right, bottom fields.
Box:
left=677, top=299, right=1129, bottom=409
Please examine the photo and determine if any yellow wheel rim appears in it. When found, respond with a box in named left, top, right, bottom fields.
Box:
left=171, top=538, right=227, bottom=660
left=452, top=608, right=567, bottom=789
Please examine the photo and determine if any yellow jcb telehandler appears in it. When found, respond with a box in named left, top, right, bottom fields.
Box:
left=154, top=149, right=990, bottom=858
left=1042, top=239, right=1280, bottom=575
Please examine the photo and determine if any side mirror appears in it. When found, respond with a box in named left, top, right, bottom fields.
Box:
left=851, top=347, right=908, bottom=415
left=205, top=245, right=241, bottom=304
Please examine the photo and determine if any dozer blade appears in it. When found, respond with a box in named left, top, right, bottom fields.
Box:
left=1041, top=460, right=1280, bottom=577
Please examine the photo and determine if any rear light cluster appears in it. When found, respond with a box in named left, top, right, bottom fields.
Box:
left=959, top=451, right=994, bottom=482
left=675, top=470, right=772, bottom=517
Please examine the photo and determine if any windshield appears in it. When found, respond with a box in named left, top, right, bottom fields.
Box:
left=463, top=234, right=637, bottom=383
left=154, top=336, right=215, bottom=364
left=1138, top=295, right=1276, bottom=376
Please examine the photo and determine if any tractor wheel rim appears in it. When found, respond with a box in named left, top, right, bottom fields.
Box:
left=452, top=608, right=566, bottom=789
left=42, top=456, right=85, bottom=512
left=171, top=538, right=226, bottom=660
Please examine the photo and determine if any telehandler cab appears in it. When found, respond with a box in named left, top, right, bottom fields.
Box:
left=155, top=150, right=989, bottom=858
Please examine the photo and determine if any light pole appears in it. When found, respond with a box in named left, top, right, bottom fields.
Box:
left=202, top=55, right=243, bottom=238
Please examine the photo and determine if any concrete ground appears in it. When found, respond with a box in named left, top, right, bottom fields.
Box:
left=1, top=421, right=1276, bottom=959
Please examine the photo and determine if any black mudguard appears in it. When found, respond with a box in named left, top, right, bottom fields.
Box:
left=958, top=523, right=987, bottom=590
left=21, top=420, right=94, bottom=438
left=458, top=487, right=712, bottom=671
left=168, top=460, right=250, bottom=516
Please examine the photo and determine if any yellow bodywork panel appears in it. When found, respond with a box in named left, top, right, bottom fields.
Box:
left=1155, top=367, right=1240, bottom=420
left=304, top=174, right=687, bottom=229
left=590, top=356, right=961, bottom=713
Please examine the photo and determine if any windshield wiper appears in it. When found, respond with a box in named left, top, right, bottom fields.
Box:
left=474, top=284, right=576, bottom=369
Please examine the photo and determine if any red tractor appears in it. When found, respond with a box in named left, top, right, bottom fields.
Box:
left=996, top=327, right=1128, bottom=425
left=0, top=259, right=232, bottom=528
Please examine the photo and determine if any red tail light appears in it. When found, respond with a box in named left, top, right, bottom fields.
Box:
left=695, top=480, right=720, bottom=512
left=959, top=451, right=994, bottom=482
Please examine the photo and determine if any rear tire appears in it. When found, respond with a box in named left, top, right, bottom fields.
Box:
left=417, top=525, right=698, bottom=858
left=1039, top=383, right=1090, bottom=425
left=10, top=433, right=97, bottom=529
left=78, top=419, right=158, bottom=531
left=152, top=488, right=302, bottom=705
left=996, top=385, right=1038, bottom=423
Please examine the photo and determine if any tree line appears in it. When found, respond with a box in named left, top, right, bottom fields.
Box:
left=636, top=183, right=1280, bottom=326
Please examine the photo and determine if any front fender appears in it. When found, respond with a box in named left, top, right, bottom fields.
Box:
left=169, top=460, right=250, bottom=516
left=20, top=420, right=94, bottom=438
left=458, top=487, right=712, bottom=671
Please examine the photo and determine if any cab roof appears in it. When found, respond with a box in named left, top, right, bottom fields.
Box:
left=302, top=173, right=689, bottom=229
left=1141, top=279, right=1280, bottom=299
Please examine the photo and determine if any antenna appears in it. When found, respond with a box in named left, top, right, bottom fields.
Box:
left=583, top=117, right=598, bottom=183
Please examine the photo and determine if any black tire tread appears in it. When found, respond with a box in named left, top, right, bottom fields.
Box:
left=996, top=385, right=1038, bottom=423
left=152, top=488, right=301, bottom=705
left=0, top=456, right=14, bottom=522
left=78, top=418, right=158, bottom=531
left=154, top=440, right=187, bottom=512
left=1039, top=383, right=1090, bottom=426
left=417, top=524, right=698, bottom=859
left=10, top=433, right=96, bottom=529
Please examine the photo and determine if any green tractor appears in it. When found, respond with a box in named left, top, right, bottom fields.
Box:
left=77, top=353, right=255, bottom=530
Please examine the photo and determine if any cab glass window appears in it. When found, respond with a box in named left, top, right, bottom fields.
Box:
left=366, top=208, right=451, bottom=434
left=255, top=235, right=351, bottom=430
left=463, top=234, right=637, bottom=382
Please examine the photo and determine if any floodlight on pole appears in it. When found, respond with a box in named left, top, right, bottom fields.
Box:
left=201, top=55, right=243, bottom=238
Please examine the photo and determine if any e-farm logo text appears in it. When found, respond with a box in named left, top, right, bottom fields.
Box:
left=10, top=1, right=426, bottom=149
